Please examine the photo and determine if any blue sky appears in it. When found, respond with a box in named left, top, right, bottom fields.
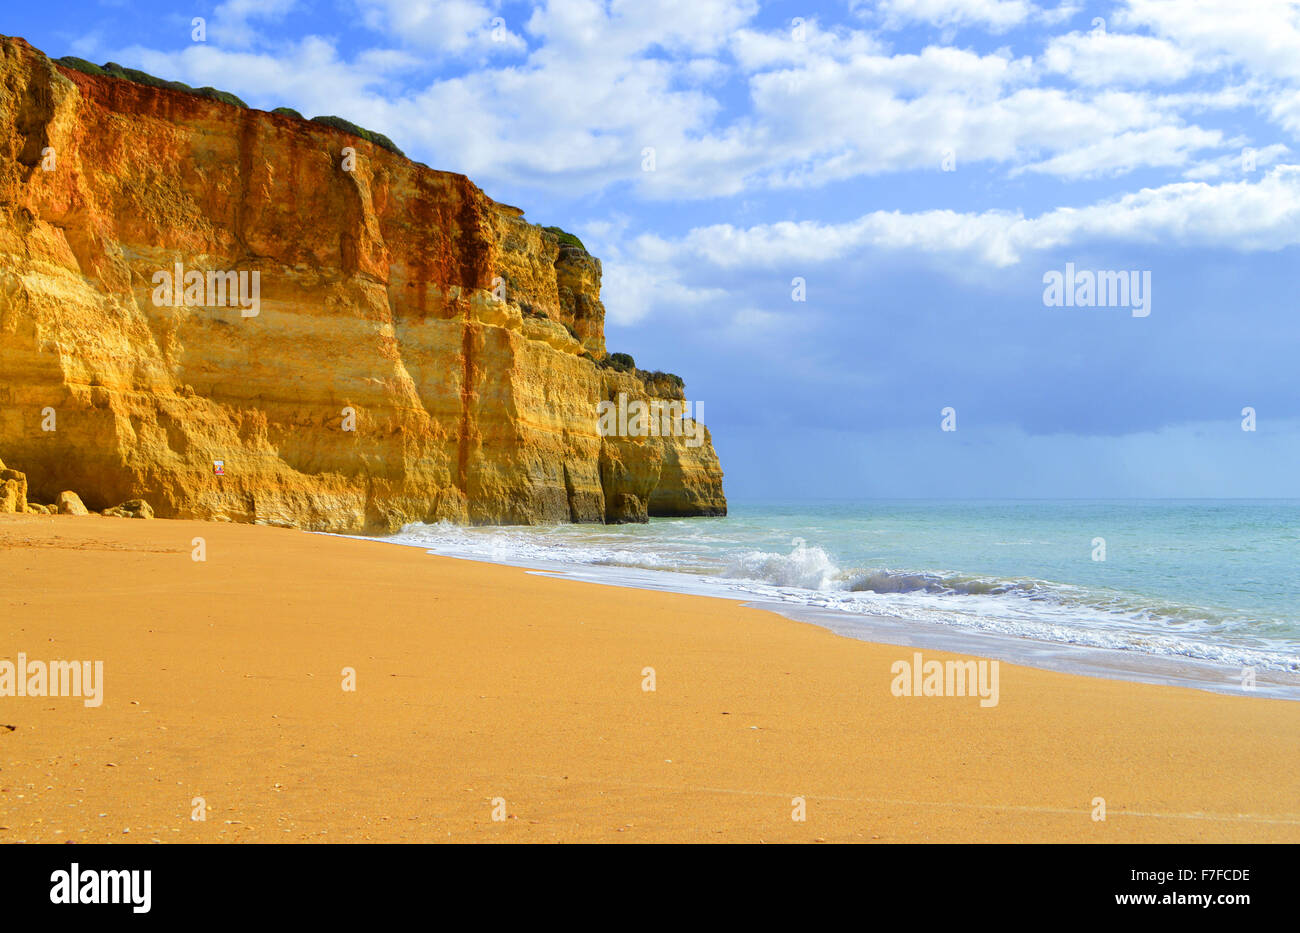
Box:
left=11, top=0, right=1300, bottom=498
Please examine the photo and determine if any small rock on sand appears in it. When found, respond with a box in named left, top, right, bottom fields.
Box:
left=56, top=491, right=90, bottom=516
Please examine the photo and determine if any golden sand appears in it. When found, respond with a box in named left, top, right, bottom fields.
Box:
left=1, top=513, right=1296, bottom=843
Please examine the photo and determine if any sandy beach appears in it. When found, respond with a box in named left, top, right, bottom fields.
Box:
left=1, top=512, right=1297, bottom=843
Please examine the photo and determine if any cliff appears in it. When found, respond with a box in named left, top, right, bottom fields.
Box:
left=0, top=36, right=725, bottom=531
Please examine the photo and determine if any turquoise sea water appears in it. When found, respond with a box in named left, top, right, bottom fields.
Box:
left=383, top=500, right=1300, bottom=677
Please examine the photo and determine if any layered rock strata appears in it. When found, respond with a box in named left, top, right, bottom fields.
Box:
left=0, top=36, right=725, bottom=531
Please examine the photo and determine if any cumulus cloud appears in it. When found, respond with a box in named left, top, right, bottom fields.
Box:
left=103, top=0, right=1290, bottom=199
left=352, top=0, right=527, bottom=56
left=208, top=0, right=301, bottom=48
left=874, top=0, right=1039, bottom=33
left=1013, top=125, right=1224, bottom=178
left=1118, top=0, right=1300, bottom=82
left=1042, top=30, right=1196, bottom=86
left=605, top=166, right=1300, bottom=301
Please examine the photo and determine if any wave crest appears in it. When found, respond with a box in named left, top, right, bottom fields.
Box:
left=724, top=540, right=842, bottom=590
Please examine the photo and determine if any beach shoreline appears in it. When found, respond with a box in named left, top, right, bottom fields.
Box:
left=337, top=527, right=1300, bottom=702
left=2, top=512, right=1298, bottom=843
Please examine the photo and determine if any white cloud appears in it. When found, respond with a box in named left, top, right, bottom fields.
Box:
left=98, top=0, right=1290, bottom=204
left=524, top=0, right=758, bottom=56
left=209, top=0, right=300, bottom=48
left=354, top=0, right=526, bottom=55
left=730, top=20, right=885, bottom=70
left=1111, top=1, right=1300, bottom=145
left=737, top=59, right=1213, bottom=189
left=1183, top=142, right=1289, bottom=180
left=1042, top=30, right=1196, bottom=86
left=600, top=258, right=731, bottom=325
left=614, top=166, right=1300, bottom=289
left=1013, top=125, right=1223, bottom=178
left=875, top=0, right=1039, bottom=33
left=1118, top=0, right=1300, bottom=82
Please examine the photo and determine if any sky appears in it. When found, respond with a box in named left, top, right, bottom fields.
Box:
left=9, top=0, right=1300, bottom=498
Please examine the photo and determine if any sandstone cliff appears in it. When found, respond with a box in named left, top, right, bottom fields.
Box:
left=0, top=36, right=725, bottom=531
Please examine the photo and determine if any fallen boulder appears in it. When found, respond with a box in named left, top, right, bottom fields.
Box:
left=56, top=491, right=90, bottom=516
left=103, top=499, right=155, bottom=520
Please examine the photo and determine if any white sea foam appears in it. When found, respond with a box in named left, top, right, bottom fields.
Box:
left=378, top=516, right=1300, bottom=679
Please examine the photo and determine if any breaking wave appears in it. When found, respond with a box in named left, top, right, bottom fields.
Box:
left=375, top=518, right=1300, bottom=675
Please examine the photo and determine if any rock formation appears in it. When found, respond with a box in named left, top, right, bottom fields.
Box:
left=55, top=490, right=88, bottom=515
left=0, top=454, right=26, bottom=513
left=102, top=499, right=154, bottom=520
left=0, top=36, right=725, bottom=532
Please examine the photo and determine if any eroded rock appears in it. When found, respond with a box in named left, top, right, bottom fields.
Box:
left=103, top=499, right=154, bottom=520
left=0, top=456, right=28, bottom=514
left=56, top=491, right=89, bottom=515
left=0, top=37, right=725, bottom=530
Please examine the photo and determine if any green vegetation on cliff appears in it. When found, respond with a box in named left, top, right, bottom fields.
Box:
left=58, top=57, right=250, bottom=107
left=542, top=225, right=587, bottom=252
left=309, top=115, right=405, bottom=157
left=598, top=352, right=686, bottom=391
left=54, top=57, right=405, bottom=157
left=602, top=352, right=636, bottom=373
left=642, top=370, right=685, bottom=391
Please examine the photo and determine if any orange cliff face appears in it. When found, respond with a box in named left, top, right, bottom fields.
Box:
left=0, top=36, right=725, bottom=531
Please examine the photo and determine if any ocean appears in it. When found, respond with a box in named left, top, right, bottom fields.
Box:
left=368, top=500, right=1300, bottom=698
